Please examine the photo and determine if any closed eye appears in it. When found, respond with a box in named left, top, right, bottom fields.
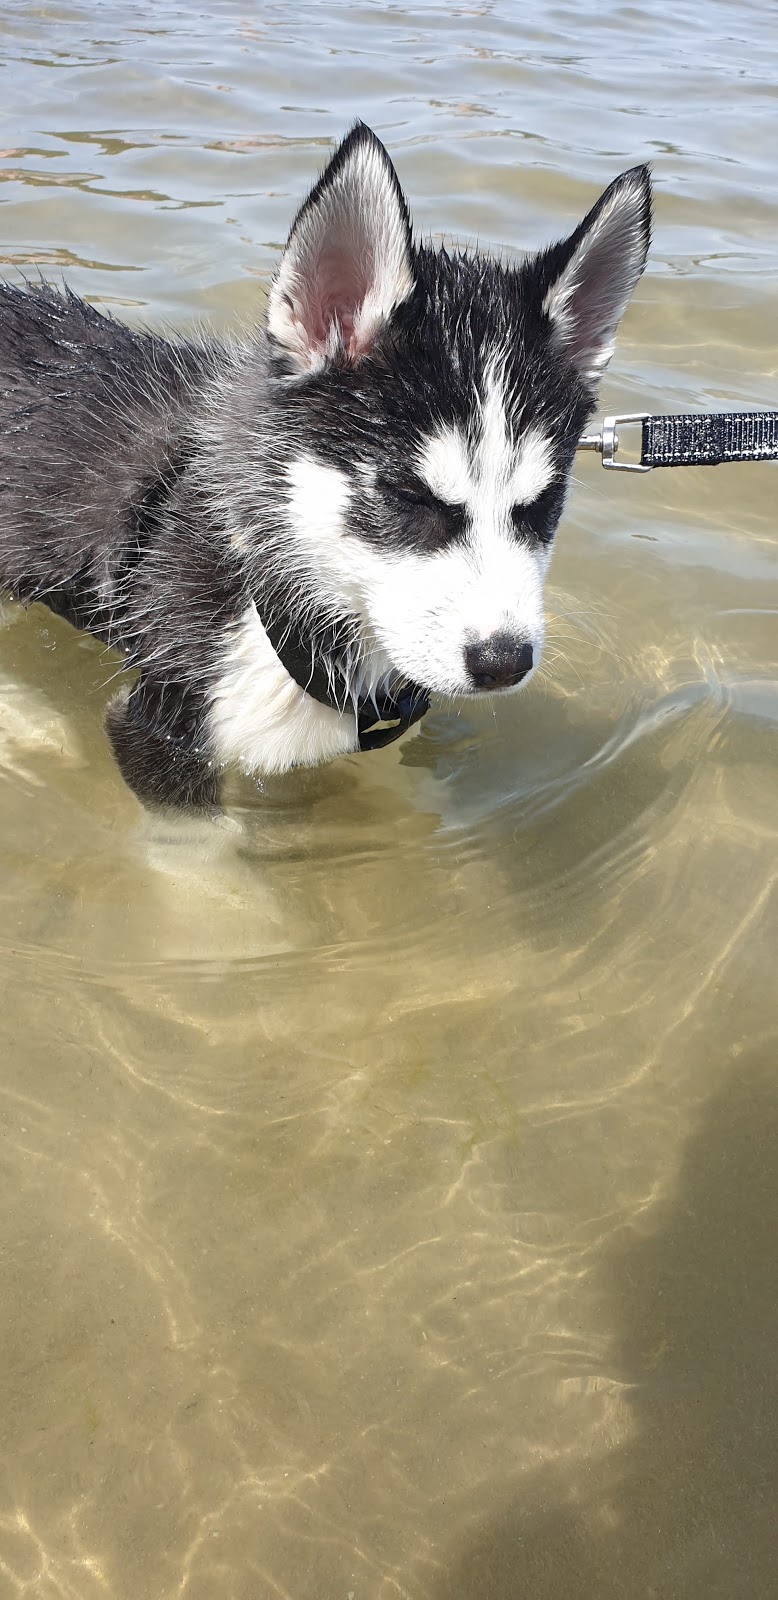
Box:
left=383, top=478, right=466, bottom=546
left=395, top=481, right=467, bottom=514
left=395, top=485, right=436, bottom=509
left=510, top=482, right=564, bottom=544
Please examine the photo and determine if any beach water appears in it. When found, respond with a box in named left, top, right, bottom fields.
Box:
left=0, top=4, right=776, bottom=1595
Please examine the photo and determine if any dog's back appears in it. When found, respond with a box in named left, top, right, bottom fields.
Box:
left=0, top=283, right=210, bottom=640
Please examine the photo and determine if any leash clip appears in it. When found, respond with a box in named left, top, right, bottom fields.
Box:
left=578, top=412, right=652, bottom=472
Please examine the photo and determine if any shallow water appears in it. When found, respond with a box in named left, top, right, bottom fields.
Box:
left=0, top=2, right=776, bottom=1596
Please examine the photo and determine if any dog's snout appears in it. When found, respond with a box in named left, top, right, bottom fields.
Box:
left=465, top=635, right=534, bottom=691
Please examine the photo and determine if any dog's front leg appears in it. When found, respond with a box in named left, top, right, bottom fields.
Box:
left=105, top=682, right=221, bottom=811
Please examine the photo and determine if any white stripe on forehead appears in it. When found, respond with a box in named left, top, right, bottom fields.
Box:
left=416, top=425, right=471, bottom=505
left=416, top=356, right=555, bottom=510
left=510, top=426, right=556, bottom=505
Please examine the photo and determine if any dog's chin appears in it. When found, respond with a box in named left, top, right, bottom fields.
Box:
left=463, top=673, right=537, bottom=699
left=427, top=667, right=540, bottom=701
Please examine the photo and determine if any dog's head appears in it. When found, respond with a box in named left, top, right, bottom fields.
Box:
left=265, top=123, right=650, bottom=698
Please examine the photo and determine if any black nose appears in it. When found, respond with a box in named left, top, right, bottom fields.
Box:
left=465, top=635, right=534, bottom=691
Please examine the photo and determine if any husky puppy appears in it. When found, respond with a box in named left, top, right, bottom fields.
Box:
left=0, top=124, right=650, bottom=808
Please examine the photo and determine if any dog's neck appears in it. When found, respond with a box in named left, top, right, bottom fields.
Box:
left=255, top=583, right=430, bottom=750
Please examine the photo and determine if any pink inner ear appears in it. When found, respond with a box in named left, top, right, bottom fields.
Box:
left=304, top=246, right=374, bottom=361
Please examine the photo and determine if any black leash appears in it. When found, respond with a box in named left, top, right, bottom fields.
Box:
left=578, top=410, right=778, bottom=471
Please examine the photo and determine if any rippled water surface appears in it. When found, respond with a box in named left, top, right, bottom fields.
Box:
left=1, top=3, right=776, bottom=1595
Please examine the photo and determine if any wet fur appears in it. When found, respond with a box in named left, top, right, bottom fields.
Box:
left=0, top=125, right=651, bottom=808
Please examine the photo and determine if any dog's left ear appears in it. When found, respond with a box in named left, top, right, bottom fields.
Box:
left=267, top=122, right=414, bottom=373
left=541, top=166, right=652, bottom=387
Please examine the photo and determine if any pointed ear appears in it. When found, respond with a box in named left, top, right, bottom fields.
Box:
left=541, top=165, right=651, bottom=387
left=267, top=123, right=415, bottom=373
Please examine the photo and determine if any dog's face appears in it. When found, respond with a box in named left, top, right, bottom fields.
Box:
left=266, top=124, right=651, bottom=699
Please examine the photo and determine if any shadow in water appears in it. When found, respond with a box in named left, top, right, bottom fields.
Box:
left=434, top=1048, right=777, bottom=1600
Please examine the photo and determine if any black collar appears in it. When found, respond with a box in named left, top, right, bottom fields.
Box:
left=261, top=607, right=430, bottom=752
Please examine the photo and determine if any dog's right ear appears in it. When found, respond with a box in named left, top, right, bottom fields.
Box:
left=267, top=123, right=415, bottom=374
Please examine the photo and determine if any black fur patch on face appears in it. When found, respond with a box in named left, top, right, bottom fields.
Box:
left=372, top=472, right=467, bottom=551
left=510, top=479, right=569, bottom=546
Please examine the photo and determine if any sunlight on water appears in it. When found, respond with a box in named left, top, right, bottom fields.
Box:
left=0, top=3, right=776, bottom=1596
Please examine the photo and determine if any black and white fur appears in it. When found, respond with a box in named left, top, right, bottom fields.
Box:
left=0, top=124, right=651, bottom=808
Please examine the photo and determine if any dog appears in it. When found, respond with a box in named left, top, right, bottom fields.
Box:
left=0, top=123, right=651, bottom=808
